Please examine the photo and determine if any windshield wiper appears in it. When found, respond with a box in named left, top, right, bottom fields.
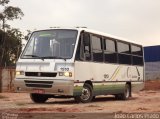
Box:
left=23, top=55, right=67, bottom=61
left=42, top=56, right=66, bottom=59
left=23, top=55, right=44, bottom=61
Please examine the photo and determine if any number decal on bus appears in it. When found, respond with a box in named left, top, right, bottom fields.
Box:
left=60, top=68, right=69, bottom=71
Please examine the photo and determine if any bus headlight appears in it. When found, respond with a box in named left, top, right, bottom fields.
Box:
left=59, top=72, right=72, bottom=77
left=16, top=71, right=24, bottom=76
left=64, top=72, right=70, bottom=77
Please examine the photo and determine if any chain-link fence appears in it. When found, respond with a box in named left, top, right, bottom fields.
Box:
left=145, top=61, right=160, bottom=80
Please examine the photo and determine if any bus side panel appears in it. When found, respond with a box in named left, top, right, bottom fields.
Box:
left=74, top=61, right=144, bottom=96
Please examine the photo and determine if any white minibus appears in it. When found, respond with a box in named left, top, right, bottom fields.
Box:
left=15, top=28, right=144, bottom=103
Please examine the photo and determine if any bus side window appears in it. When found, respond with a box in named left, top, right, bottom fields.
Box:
left=75, top=35, right=84, bottom=61
left=83, top=33, right=91, bottom=61
left=91, top=35, right=103, bottom=62
left=104, top=39, right=117, bottom=63
left=131, top=45, right=143, bottom=65
left=75, top=33, right=91, bottom=61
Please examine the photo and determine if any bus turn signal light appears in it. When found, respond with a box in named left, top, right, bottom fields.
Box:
left=16, top=71, right=24, bottom=76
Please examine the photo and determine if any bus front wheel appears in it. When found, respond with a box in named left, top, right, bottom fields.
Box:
left=74, top=83, right=93, bottom=103
left=30, top=93, right=48, bottom=103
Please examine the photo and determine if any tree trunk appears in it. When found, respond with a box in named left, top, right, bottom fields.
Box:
left=0, top=19, right=6, bottom=66
left=0, top=68, right=2, bottom=93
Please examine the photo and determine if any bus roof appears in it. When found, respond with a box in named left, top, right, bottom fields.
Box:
left=33, top=27, right=142, bottom=46
left=78, top=28, right=142, bottom=46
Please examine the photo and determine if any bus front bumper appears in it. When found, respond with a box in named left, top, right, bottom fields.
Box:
left=14, top=78, right=75, bottom=96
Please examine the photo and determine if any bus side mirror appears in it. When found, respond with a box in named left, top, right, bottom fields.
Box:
left=25, top=33, right=31, bottom=40
left=83, top=33, right=90, bottom=46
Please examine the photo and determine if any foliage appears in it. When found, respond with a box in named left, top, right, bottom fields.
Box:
left=0, top=0, right=24, bottom=67
left=3, top=6, right=24, bottom=20
left=0, top=28, right=23, bottom=66
left=0, top=0, right=9, bottom=6
left=0, top=0, right=24, bottom=29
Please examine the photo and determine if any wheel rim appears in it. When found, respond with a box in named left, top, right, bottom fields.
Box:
left=80, top=87, right=91, bottom=101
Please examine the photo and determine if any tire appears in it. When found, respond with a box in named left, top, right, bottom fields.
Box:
left=74, top=83, right=93, bottom=103
left=115, top=84, right=130, bottom=100
left=30, top=93, right=48, bottom=103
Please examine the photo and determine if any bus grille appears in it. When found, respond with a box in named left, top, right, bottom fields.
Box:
left=24, top=80, right=53, bottom=88
left=25, top=72, right=57, bottom=77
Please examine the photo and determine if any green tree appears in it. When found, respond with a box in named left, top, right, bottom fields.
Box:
left=0, top=0, right=9, bottom=6
left=0, top=0, right=24, bottom=29
left=0, top=0, right=24, bottom=67
left=0, top=28, right=23, bottom=66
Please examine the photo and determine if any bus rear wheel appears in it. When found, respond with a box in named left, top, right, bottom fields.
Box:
left=115, top=84, right=130, bottom=100
left=30, top=93, right=48, bottom=103
left=74, top=83, right=93, bottom=103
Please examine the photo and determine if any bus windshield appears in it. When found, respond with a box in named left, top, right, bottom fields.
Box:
left=21, top=29, right=78, bottom=59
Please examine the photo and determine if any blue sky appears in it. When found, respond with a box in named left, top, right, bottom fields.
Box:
left=7, top=0, right=160, bottom=46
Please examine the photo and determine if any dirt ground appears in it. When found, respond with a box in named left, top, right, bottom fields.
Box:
left=0, top=80, right=160, bottom=118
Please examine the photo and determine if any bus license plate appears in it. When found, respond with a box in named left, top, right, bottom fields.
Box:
left=33, top=89, right=45, bottom=94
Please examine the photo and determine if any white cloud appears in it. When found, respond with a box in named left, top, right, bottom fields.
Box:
left=7, top=0, right=160, bottom=46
